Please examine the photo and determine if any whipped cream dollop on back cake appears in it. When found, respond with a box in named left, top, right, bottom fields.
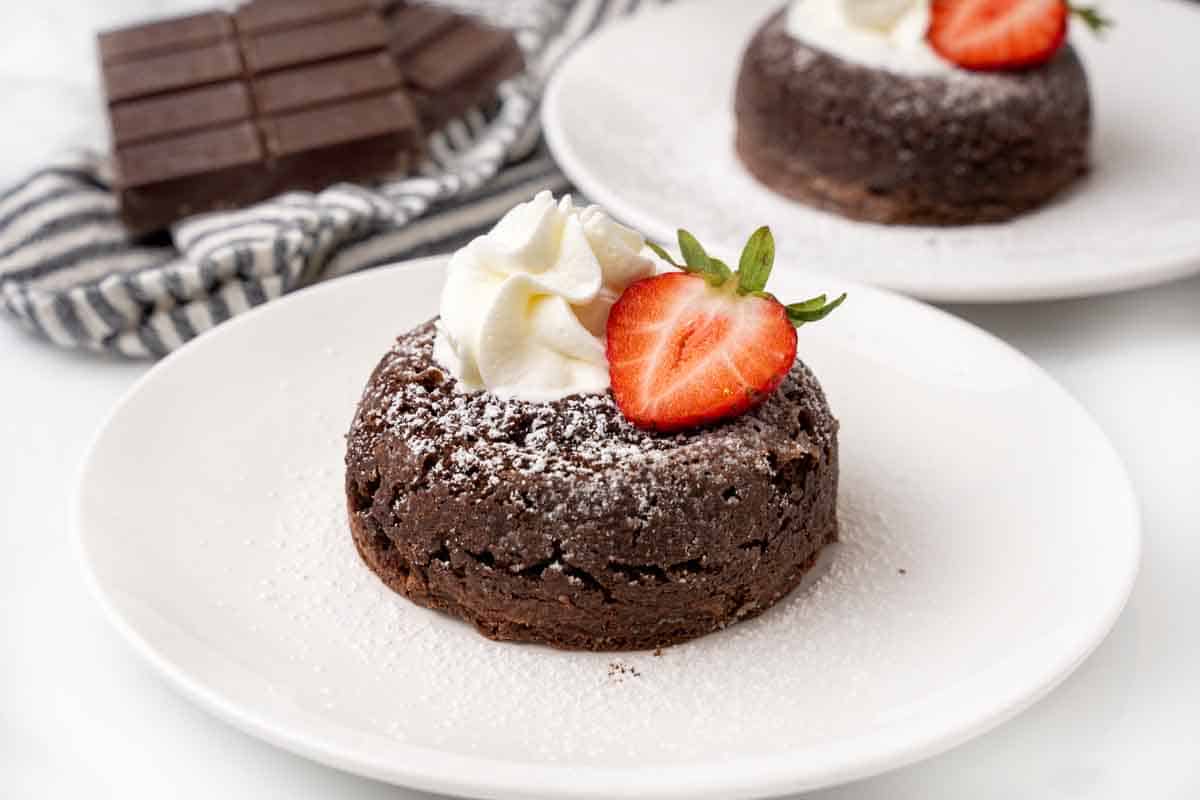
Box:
left=345, top=195, right=843, bottom=651
left=786, top=0, right=954, bottom=75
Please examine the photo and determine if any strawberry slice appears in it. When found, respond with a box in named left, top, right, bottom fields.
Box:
left=606, top=227, right=844, bottom=432
left=928, top=0, right=1112, bottom=71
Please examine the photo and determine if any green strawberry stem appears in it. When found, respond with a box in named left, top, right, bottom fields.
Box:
left=647, top=227, right=846, bottom=328
left=1069, top=4, right=1114, bottom=35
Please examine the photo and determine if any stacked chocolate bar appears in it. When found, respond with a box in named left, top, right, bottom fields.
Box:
left=381, top=3, right=526, bottom=130
left=99, top=0, right=524, bottom=234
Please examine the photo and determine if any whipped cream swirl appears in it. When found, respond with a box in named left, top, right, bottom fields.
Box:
left=433, top=191, right=656, bottom=402
left=786, top=0, right=955, bottom=75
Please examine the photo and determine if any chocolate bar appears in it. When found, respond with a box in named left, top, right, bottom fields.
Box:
left=99, top=1, right=523, bottom=235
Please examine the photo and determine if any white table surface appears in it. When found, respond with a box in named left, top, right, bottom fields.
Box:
left=2, top=2, right=1199, bottom=798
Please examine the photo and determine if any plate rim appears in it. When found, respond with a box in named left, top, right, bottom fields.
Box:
left=73, top=258, right=1142, bottom=799
left=540, top=0, right=1200, bottom=304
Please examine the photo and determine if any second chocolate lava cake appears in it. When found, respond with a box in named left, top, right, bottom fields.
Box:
left=734, top=9, right=1092, bottom=225
left=345, top=321, right=839, bottom=651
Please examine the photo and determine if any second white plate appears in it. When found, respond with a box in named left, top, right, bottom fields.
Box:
left=543, top=0, right=1200, bottom=302
left=76, top=259, right=1139, bottom=798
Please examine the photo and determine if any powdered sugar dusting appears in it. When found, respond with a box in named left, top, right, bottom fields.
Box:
left=349, top=322, right=830, bottom=525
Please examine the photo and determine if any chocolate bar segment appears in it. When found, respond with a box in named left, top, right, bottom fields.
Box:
left=117, top=122, right=264, bottom=188
left=405, top=24, right=516, bottom=93
left=382, top=6, right=525, bottom=130
left=103, top=41, right=243, bottom=102
left=109, top=82, right=252, bottom=146
left=239, top=13, right=388, bottom=73
left=251, top=52, right=401, bottom=115
left=386, top=5, right=460, bottom=59
left=98, top=11, right=233, bottom=63
left=235, top=0, right=369, bottom=34
left=261, top=93, right=419, bottom=190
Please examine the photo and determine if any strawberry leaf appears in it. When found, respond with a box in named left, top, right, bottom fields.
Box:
left=736, top=226, right=774, bottom=295
left=677, top=229, right=730, bottom=287
left=786, top=293, right=846, bottom=327
left=681, top=227, right=715, bottom=272
left=1069, top=4, right=1113, bottom=35
left=677, top=229, right=711, bottom=270
left=789, top=294, right=828, bottom=312
left=646, top=241, right=681, bottom=268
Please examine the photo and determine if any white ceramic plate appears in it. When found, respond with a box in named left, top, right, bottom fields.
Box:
left=543, top=0, right=1200, bottom=302
left=76, top=259, right=1139, bottom=799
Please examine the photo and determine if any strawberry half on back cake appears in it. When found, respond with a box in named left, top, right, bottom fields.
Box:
left=345, top=192, right=845, bottom=651
left=735, top=0, right=1111, bottom=225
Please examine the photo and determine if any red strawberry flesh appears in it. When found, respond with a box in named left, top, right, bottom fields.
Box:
left=928, top=0, right=1068, bottom=71
left=606, top=273, right=798, bottom=432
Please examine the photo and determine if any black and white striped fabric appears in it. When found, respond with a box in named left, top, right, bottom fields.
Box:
left=0, top=0, right=666, bottom=358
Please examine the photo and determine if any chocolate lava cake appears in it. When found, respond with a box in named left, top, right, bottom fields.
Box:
left=345, top=321, right=839, bottom=651
left=734, top=9, right=1092, bottom=225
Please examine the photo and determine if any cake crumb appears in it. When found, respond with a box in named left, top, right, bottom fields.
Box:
left=607, top=662, right=641, bottom=680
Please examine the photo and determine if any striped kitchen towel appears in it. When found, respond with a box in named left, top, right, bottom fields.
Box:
left=0, top=0, right=665, bottom=358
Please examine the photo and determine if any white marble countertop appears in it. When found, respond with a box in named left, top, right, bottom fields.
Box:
left=2, top=2, right=1199, bottom=798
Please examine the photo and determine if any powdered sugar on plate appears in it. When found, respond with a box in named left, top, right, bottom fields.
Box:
left=76, top=258, right=1139, bottom=795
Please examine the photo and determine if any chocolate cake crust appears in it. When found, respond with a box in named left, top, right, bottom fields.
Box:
left=734, top=10, right=1092, bottom=225
left=345, top=321, right=839, bottom=651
